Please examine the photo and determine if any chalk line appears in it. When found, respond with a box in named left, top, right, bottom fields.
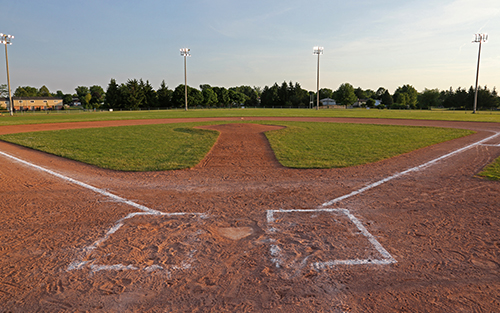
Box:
left=0, top=150, right=207, bottom=272
left=0, top=150, right=161, bottom=215
left=321, top=131, right=500, bottom=207
left=267, top=208, right=396, bottom=269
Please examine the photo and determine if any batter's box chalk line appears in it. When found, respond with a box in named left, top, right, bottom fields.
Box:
left=66, top=211, right=208, bottom=275
left=267, top=208, right=397, bottom=270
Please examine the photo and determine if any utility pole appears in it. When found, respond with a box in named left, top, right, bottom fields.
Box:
left=0, top=33, right=14, bottom=116
left=180, top=48, right=190, bottom=111
left=313, top=46, right=323, bottom=110
left=472, top=33, right=488, bottom=114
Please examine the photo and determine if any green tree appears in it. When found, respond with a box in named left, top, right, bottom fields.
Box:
left=38, top=85, right=52, bottom=97
left=381, top=90, right=393, bottom=106
left=334, top=83, right=357, bottom=107
left=14, top=86, right=38, bottom=97
left=62, top=94, right=73, bottom=105
left=157, top=80, right=173, bottom=108
left=0, top=84, right=8, bottom=97
left=202, top=87, right=217, bottom=107
left=418, top=88, right=441, bottom=109
left=125, top=79, right=144, bottom=110
left=212, top=86, right=229, bottom=107
left=141, top=79, right=157, bottom=108
left=89, top=85, right=105, bottom=108
left=104, top=78, right=120, bottom=108
left=394, top=84, right=418, bottom=109
left=75, top=86, right=90, bottom=107
left=354, top=87, right=366, bottom=99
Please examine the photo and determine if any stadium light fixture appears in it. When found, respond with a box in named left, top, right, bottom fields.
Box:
left=313, top=46, right=323, bottom=110
left=1, top=33, right=14, bottom=116
left=180, top=48, right=191, bottom=111
left=472, top=33, right=488, bottom=114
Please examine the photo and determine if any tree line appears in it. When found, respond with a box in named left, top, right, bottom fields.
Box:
left=7, top=80, right=500, bottom=111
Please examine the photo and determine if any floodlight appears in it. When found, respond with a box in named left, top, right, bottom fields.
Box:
left=1, top=32, right=14, bottom=116
left=472, top=33, right=489, bottom=113
left=180, top=47, right=191, bottom=110
left=313, top=46, right=323, bottom=110
left=313, top=46, right=324, bottom=55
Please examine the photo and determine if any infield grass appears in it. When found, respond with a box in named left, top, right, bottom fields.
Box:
left=0, top=121, right=473, bottom=171
left=0, top=108, right=499, bottom=126
left=478, top=157, right=500, bottom=181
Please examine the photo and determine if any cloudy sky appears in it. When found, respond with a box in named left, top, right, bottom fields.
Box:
left=2, top=0, right=499, bottom=95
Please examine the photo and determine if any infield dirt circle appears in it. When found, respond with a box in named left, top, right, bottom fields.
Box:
left=0, top=117, right=499, bottom=312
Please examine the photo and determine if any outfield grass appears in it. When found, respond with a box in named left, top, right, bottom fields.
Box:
left=0, top=121, right=473, bottom=171
left=265, top=122, right=473, bottom=168
left=478, top=157, right=500, bottom=181
left=0, top=108, right=499, bottom=126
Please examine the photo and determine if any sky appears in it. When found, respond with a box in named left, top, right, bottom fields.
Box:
left=1, top=0, right=499, bottom=95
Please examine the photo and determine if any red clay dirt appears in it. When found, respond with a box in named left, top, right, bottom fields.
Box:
left=0, top=117, right=499, bottom=312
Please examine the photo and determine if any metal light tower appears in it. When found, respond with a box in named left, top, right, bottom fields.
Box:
left=180, top=48, right=190, bottom=111
left=472, top=33, right=488, bottom=114
left=1, top=33, right=14, bottom=116
left=313, top=46, right=323, bottom=110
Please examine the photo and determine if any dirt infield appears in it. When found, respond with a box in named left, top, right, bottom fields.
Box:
left=1, top=117, right=499, bottom=312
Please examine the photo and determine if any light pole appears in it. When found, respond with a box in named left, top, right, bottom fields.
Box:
left=313, top=46, right=323, bottom=110
left=472, top=33, right=488, bottom=114
left=1, top=33, right=14, bottom=116
left=180, top=48, right=190, bottom=111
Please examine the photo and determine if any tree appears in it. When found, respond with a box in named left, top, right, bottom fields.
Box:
left=418, top=88, right=441, bottom=109
left=381, top=90, right=393, bottom=106
left=393, top=84, right=418, bottom=109
left=89, top=85, right=105, bottom=108
left=334, top=83, right=357, bottom=107
left=141, top=80, right=157, bottom=108
left=0, top=84, right=8, bottom=97
left=104, top=78, right=120, bottom=108
left=157, top=80, right=173, bottom=108
left=202, top=87, right=217, bottom=107
left=228, top=89, right=247, bottom=106
left=14, top=86, right=38, bottom=97
left=75, top=86, right=90, bottom=108
left=62, top=94, right=73, bottom=105
left=38, top=85, right=52, bottom=97
left=260, top=84, right=279, bottom=107
left=124, top=79, right=144, bottom=110
left=212, top=86, right=229, bottom=107
left=376, top=87, right=387, bottom=99
left=354, top=87, right=366, bottom=99
left=172, top=85, right=203, bottom=108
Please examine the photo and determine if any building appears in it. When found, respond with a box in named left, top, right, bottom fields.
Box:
left=0, top=97, right=64, bottom=111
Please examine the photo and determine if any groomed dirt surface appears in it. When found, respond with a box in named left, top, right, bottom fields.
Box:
left=0, top=117, right=499, bottom=312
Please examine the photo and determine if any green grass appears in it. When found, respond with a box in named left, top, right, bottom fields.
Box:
left=0, top=121, right=473, bottom=171
left=478, top=157, right=500, bottom=181
left=264, top=122, right=473, bottom=168
left=0, top=107, right=499, bottom=126
left=0, top=123, right=219, bottom=171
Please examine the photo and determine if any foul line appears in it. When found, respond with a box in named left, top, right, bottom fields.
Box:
left=0, top=151, right=162, bottom=215
left=0, top=150, right=206, bottom=271
left=321, top=131, right=500, bottom=207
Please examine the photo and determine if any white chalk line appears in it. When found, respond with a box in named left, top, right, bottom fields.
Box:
left=3, top=131, right=499, bottom=273
left=480, top=143, right=500, bottom=147
left=267, top=208, right=396, bottom=270
left=321, top=131, right=500, bottom=207
left=0, top=150, right=206, bottom=272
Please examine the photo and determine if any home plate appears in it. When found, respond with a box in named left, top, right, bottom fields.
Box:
left=266, top=208, right=396, bottom=270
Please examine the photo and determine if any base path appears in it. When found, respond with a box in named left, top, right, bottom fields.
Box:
left=0, top=117, right=499, bottom=312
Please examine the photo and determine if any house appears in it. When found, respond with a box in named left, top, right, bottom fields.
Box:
left=320, top=98, right=336, bottom=106
left=0, top=97, right=64, bottom=111
left=320, top=98, right=345, bottom=109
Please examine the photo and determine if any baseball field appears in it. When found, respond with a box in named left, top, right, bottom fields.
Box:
left=0, top=109, right=499, bottom=312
